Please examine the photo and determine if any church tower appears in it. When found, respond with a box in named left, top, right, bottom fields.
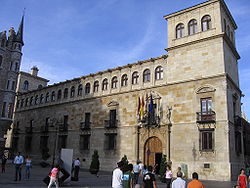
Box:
left=0, top=15, right=24, bottom=156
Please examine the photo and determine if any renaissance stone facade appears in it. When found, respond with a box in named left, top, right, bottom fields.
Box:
left=11, top=0, right=249, bottom=181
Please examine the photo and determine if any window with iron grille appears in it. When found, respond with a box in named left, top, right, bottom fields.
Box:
left=80, top=135, right=90, bottom=150
left=25, top=136, right=32, bottom=152
left=199, top=129, right=214, bottom=151
left=105, top=134, right=117, bottom=150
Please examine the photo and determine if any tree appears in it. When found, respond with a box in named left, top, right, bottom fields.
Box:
left=159, top=154, right=167, bottom=182
left=89, top=150, right=100, bottom=174
left=121, top=155, right=129, bottom=172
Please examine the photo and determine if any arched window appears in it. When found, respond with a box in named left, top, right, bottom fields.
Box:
left=111, top=76, right=118, bottom=89
left=93, top=81, right=99, bottom=92
left=57, top=90, right=62, bottom=100
left=78, top=84, right=83, bottom=96
left=176, top=23, right=184, bottom=38
left=155, top=66, right=163, bottom=80
left=15, top=62, right=19, bottom=72
left=188, top=19, right=198, bottom=35
left=224, top=19, right=227, bottom=32
left=30, top=96, right=33, bottom=106
left=102, top=78, right=108, bottom=90
left=0, top=56, right=2, bottom=67
left=40, top=94, right=44, bottom=104
left=132, top=72, right=139, bottom=85
left=70, top=86, right=75, bottom=97
left=85, top=83, right=91, bottom=94
left=38, top=85, right=43, bottom=89
left=227, top=25, right=230, bottom=37
left=64, top=88, right=68, bottom=98
left=35, top=95, right=39, bottom=105
left=25, top=98, right=29, bottom=107
left=23, top=80, right=29, bottom=90
left=51, top=91, right=55, bottom=101
left=45, top=93, right=49, bottom=102
left=121, top=74, right=128, bottom=87
left=143, top=69, right=150, bottom=82
left=201, top=15, right=211, bottom=31
left=1, top=39, right=5, bottom=47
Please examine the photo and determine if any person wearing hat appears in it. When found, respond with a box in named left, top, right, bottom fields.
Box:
left=112, top=161, right=124, bottom=188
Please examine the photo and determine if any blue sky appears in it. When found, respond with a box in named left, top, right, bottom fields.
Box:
left=0, top=0, right=249, bottom=118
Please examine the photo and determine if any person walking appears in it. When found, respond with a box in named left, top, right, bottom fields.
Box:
left=133, top=161, right=141, bottom=184
left=122, top=163, right=134, bottom=188
left=171, top=171, right=186, bottom=188
left=165, top=165, right=172, bottom=188
left=48, top=164, right=60, bottom=188
left=25, top=156, right=32, bottom=180
left=13, top=152, right=24, bottom=181
left=238, top=168, right=247, bottom=188
left=143, top=166, right=157, bottom=188
left=74, top=158, right=80, bottom=180
left=112, top=161, right=124, bottom=188
left=187, top=172, right=204, bottom=188
left=1, top=154, right=7, bottom=173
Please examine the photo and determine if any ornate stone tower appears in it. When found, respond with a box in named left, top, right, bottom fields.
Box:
left=0, top=15, right=24, bottom=156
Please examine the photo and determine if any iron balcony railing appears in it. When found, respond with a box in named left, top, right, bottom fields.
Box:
left=104, top=120, right=118, bottom=128
left=196, top=111, right=216, bottom=123
left=80, top=122, right=91, bottom=130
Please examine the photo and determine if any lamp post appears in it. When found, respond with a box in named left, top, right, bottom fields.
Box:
left=50, top=118, right=60, bottom=167
left=166, top=106, right=172, bottom=164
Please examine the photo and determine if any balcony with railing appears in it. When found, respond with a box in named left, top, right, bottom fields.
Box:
left=25, top=127, right=33, bottom=134
left=80, top=122, right=91, bottom=130
left=40, top=126, right=49, bottom=133
left=196, top=111, right=216, bottom=124
left=59, top=124, right=68, bottom=132
left=104, top=120, right=118, bottom=129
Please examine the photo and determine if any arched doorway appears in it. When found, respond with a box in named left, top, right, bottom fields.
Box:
left=144, top=137, right=162, bottom=174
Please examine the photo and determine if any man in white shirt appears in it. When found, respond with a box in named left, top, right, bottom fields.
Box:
left=13, top=152, right=24, bottom=181
left=133, top=161, right=141, bottom=184
left=172, top=171, right=186, bottom=188
left=112, top=161, right=124, bottom=188
left=74, top=158, right=81, bottom=180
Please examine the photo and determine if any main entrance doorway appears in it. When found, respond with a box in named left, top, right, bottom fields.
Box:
left=144, top=137, right=162, bottom=174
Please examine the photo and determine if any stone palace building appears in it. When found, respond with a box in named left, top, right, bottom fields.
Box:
left=10, top=0, right=250, bottom=181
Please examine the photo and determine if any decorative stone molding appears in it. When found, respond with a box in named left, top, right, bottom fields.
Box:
left=196, top=85, right=216, bottom=94
left=107, top=100, right=119, bottom=107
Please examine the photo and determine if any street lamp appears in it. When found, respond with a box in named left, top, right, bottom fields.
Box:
left=166, top=106, right=172, bottom=164
left=50, top=118, right=61, bottom=167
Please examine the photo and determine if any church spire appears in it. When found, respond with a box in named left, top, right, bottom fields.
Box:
left=15, top=13, right=24, bottom=45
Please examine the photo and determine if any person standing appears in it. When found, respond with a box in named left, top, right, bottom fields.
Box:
left=143, top=166, right=157, bottom=188
left=238, top=168, right=247, bottom=188
left=112, top=161, right=124, bottom=188
left=48, top=164, right=60, bottom=188
left=25, top=156, right=32, bottom=180
left=165, top=165, right=172, bottom=188
left=1, top=154, right=7, bottom=173
left=74, top=158, right=80, bottom=180
left=171, top=171, right=186, bottom=188
left=13, top=152, right=24, bottom=181
left=122, top=163, right=134, bottom=188
left=133, top=161, right=141, bottom=184
left=187, top=172, right=204, bottom=188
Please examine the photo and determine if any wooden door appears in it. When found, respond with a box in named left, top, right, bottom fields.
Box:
left=144, top=137, right=162, bottom=167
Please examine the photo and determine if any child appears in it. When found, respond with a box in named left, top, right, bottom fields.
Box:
left=48, top=164, right=59, bottom=188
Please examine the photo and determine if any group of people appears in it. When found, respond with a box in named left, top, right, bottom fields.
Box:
left=112, top=161, right=157, bottom=188
left=165, top=165, right=204, bottom=188
left=112, top=161, right=205, bottom=188
left=12, top=152, right=32, bottom=181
